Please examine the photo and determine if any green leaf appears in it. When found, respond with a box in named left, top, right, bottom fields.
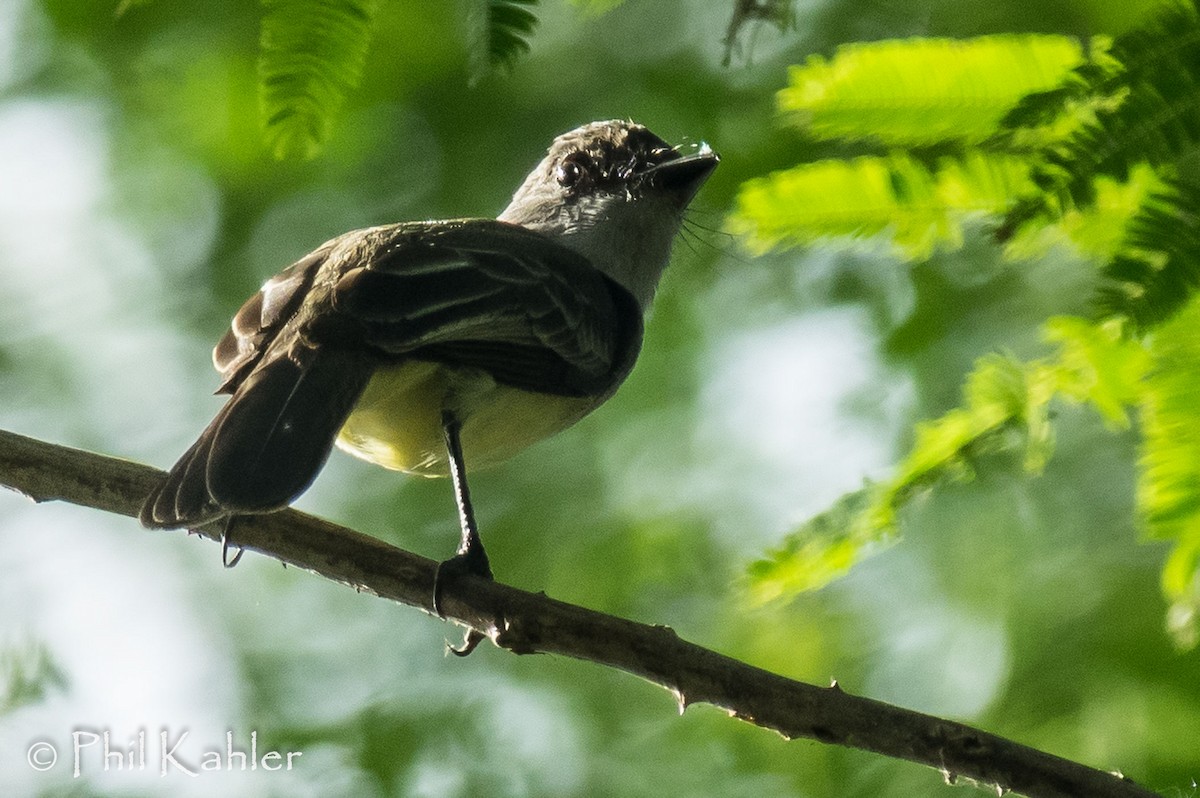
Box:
left=749, top=353, right=1070, bottom=603
left=999, top=6, right=1200, bottom=237
left=259, top=0, right=379, bottom=161
left=1163, top=540, right=1200, bottom=648
left=467, top=0, right=540, bottom=83
left=1097, top=178, right=1200, bottom=330
left=778, top=35, right=1084, bottom=146
left=487, top=0, right=538, bottom=69
left=727, top=152, right=1034, bottom=259
left=1002, top=165, right=1165, bottom=261
left=1138, top=295, right=1200, bottom=646
left=745, top=486, right=889, bottom=604
left=749, top=325, right=1156, bottom=605
left=1056, top=165, right=1163, bottom=258
left=1, top=640, right=66, bottom=715
left=1042, top=315, right=1149, bottom=426
left=737, top=3, right=1200, bottom=626
left=991, top=38, right=1125, bottom=151
left=894, top=354, right=1058, bottom=488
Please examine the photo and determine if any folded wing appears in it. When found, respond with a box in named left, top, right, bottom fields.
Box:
left=141, top=220, right=641, bottom=529
left=334, top=220, right=640, bottom=396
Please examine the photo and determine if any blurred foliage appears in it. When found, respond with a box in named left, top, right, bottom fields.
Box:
left=567, top=0, right=629, bottom=15
left=259, top=0, right=556, bottom=158
left=729, top=152, right=1036, bottom=258
left=259, top=0, right=380, bottom=160
left=1100, top=178, right=1200, bottom=327
left=748, top=318, right=1151, bottom=602
left=734, top=0, right=1200, bottom=648
left=4, top=0, right=1200, bottom=797
left=1141, top=297, right=1200, bottom=647
left=0, top=639, right=67, bottom=715
left=776, top=35, right=1085, bottom=145
left=467, top=0, right=542, bottom=83
left=721, top=0, right=797, bottom=66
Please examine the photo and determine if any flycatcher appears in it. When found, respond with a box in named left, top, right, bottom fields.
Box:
left=141, top=120, right=718, bottom=601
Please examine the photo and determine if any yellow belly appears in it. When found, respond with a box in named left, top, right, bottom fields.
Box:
left=335, top=360, right=599, bottom=477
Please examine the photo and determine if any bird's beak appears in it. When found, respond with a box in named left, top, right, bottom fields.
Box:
left=648, top=142, right=719, bottom=206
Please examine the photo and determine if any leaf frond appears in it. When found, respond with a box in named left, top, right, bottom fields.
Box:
left=1138, top=295, right=1200, bottom=646
left=998, top=6, right=1200, bottom=236
left=748, top=353, right=1070, bottom=602
left=778, top=35, right=1084, bottom=146
left=749, top=323, right=1157, bottom=604
left=728, top=152, right=1033, bottom=259
left=468, top=0, right=541, bottom=83
left=1096, top=178, right=1200, bottom=329
left=259, top=0, right=379, bottom=160
left=745, top=486, right=886, bottom=604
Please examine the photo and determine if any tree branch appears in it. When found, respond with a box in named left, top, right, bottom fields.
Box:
left=0, top=428, right=1161, bottom=798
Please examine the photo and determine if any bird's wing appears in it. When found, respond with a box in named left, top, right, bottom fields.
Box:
left=142, top=219, right=643, bottom=528
left=211, top=244, right=332, bottom=394
left=332, top=219, right=641, bottom=396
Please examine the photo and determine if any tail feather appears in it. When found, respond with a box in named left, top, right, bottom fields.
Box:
left=140, top=428, right=220, bottom=528
left=141, top=346, right=375, bottom=529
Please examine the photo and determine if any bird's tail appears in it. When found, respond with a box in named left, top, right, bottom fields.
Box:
left=140, top=346, right=375, bottom=529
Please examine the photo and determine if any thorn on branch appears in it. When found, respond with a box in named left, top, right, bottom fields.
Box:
left=673, top=687, right=690, bottom=714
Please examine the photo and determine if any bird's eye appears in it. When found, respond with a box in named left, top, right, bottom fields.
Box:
left=556, top=153, right=592, bottom=189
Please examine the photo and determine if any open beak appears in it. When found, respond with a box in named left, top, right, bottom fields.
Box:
left=648, top=142, right=719, bottom=206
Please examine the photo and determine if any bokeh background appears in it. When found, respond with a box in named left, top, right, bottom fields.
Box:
left=1, top=0, right=1197, bottom=795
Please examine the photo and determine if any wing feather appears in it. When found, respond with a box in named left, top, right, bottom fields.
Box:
left=143, top=219, right=643, bottom=527
left=213, top=246, right=330, bottom=394
left=334, top=220, right=636, bottom=394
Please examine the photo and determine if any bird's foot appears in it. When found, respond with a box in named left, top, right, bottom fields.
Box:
left=433, top=545, right=496, bottom=657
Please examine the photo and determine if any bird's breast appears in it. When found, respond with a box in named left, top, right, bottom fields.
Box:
left=335, top=359, right=602, bottom=477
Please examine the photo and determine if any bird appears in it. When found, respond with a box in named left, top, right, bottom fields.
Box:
left=139, top=119, right=719, bottom=620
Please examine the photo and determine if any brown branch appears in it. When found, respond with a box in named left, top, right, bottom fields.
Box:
left=0, top=428, right=1161, bottom=798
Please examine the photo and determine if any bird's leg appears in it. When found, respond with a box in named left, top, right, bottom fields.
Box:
left=445, top=413, right=492, bottom=577
left=434, top=411, right=494, bottom=656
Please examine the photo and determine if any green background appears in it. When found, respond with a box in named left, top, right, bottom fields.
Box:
left=0, top=1, right=1196, bottom=796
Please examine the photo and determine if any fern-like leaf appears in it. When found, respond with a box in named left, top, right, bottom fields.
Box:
left=747, top=354, right=1063, bottom=602
left=467, top=0, right=540, bottom=83
left=998, top=5, right=1200, bottom=237
left=1097, top=178, right=1200, bottom=329
left=748, top=323, right=1153, bottom=604
left=728, top=152, right=1033, bottom=259
left=1042, top=316, right=1149, bottom=426
left=488, top=0, right=538, bottom=68
left=777, top=35, right=1084, bottom=146
left=259, top=0, right=378, bottom=161
left=745, top=486, right=886, bottom=604
left=1138, top=295, right=1200, bottom=647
